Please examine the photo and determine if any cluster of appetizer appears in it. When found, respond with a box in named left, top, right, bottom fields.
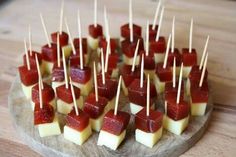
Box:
left=18, top=0, right=210, bottom=150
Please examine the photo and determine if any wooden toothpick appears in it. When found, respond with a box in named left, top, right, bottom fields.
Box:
left=28, top=25, right=32, bottom=56
left=145, top=20, right=150, bottom=56
left=199, top=35, right=210, bottom=70
left=57, top=33, right=61, bottom=67
left=199, top=53, right=208, bottom=87
left=35, top=54, right=44, bottom=90
left=176, top=63, right=183, bottom=104
left=40, top=13, right=51, bottom=47
left=103, top=6, right=110, bottom=42
left=171, top=16, right=175, bottom=53
left=189, top=18, right=193, bottom=53
left=164, top=101, right=167, bottom=115
left=129, top=0, right=133, bottom=42
left=62, top=49, right=68, bottom=89
left=24, top=38, right=30, bottom=70
left=114, top=76, right=122, bottom=116
left=146, top=74, right=150, bottom=116
left=155, top=6, right=165, bottom=42
left=101, top=48, right=105, bottom=85
left=59, top=0, right=64, bottom=35
left=77, top=9, right=84, bottom=70
left=65, top=18, right=76, bottom=55
left=173, top=57, right=176, bottom=88
left=152, top=0, right=161, bottom=30
left=163, top=34, right=172, bottom=69
left=70, top=77, right=79, bottom=116
left=93, top=62, right=98, bottom=102
left=105, top=43, right=109, bottom=73
left=94, top=0, right=97, bottom=27
left=131, top=39, right=140, bottom=72
left=39, top=78, right=43, bottom=109
left=140, top=54, right=144, bottom=88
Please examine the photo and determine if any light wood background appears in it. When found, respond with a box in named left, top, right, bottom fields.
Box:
left=0, top=0, right=236, bottom=156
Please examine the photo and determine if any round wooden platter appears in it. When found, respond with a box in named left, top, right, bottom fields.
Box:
left=8, top=74, right=213, bottom=157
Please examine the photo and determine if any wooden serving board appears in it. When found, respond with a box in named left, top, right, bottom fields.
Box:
left=8, top=73, right=213, bottom=157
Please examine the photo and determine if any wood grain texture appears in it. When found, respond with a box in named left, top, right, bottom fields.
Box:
left=8, top=76, right=212, bottom=157
left=0, top=0, right=236, bottom=156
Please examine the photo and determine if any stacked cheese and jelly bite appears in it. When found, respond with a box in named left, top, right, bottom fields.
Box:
left=164, top=99, right=190, bottom=135
left=18, top=65, right=38, bottom=99
left=128, top=79, right=157, bottom=114
left=97, top=110, right=130, bottom=150
left=64, top=107, right=92, bottom=145
left=34, top=103, right=61, bottom=137
left=120, top=65, right=140, bottom=96
left=182, top=48, right=197, bottom=78
left=135, top=108, right=163, bottom=148
left=153, top=63, right=172, bottom=94
left=51, top=61, right=65, bottom=91
left=70, top=66, right=93, bottom=96
left=97, top=37, right=117, bottom=56
left=51, top=32, right=70, bottom=57
left=142, top=51, right=156, bottom=79
left=190, top=81, right=209, bottom=116
left=149, top=37, right=166, bottom=63
left=167, top=48, right=182, bottom=75
left=84, top=93, right=110, bottom=131
left=31, top=82, right=56, bottom=110
left=56, top=84, right=83, bottom=114
left=88, top=24, right=103, bottom=50
left=120, top=23, right=142, bottom=42
left=164, top=81, right=184, bottom=103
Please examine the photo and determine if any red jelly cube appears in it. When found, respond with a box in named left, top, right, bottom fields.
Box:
left=99, top=37, right=117, bottom=54
left=23, top=51, right=42, bottom=69
left=164, top=81, right=184, bottom=103
left=34, top=103, right=54, bottom=125
left=18, top=65, right=38, bottom=86
left=97, top=78, right=118, bottom=100
left=149, top=36, right=166, bottom=53
left=52, top=63, right=64, bottom=82
left=51, top=31, right=69, bottom=47
left=149, top=24, right=158, bottom=41
left=167, top=99, right=190, bottom=121
left=189, top=65, right=208, bottom=82
left=182, top=48, right=197, bottom=66
left=128, top=79, right=157, bottom=106
left=120, top=65, right=140, bottom=87
left=156, top=63, right=172, bottom=82
left=102, top=110, right=130, bottom=135
left=140, top=51, right=155, bottom=70
left=167, top=48, right=181, bottom=66
left=120, top=23, right=142, bottom=39
left=121, top=37, right=144, bottom=58
left=73, top=38, right=88, bottom=54
left=32, top=82, right=55, bottom=103
left=88, top=24, right=103, bottom=38
left=84, top=93, right=108, bottom=119
left=70, top=66, right=91, bottom=84
left=69, top=52, right=86, bottom=67
left=56, top=84, right=80, bottom=104
left=190, top=81, right=209, bottom=103
left=135, top=108, right=163, bottom=133
left=42, top=43, right=58, bottom=62
left=99, top=52, right=119, bottom=70
left=66, top=107, right=90, bottom=131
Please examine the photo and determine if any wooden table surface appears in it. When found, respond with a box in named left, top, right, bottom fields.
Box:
left=0, top=0, right=235, bottom=156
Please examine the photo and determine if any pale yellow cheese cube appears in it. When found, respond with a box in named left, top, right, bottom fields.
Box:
left=153, top=74, right=166, bottom=94
left=42, top=60, right=54, bottom=75
left=62, top=45, right=72, bottom=59
left=144, top=69, right=155, bottom=80
left=64, top=124, right=92, bottom=145
left=37, top=116, right=61, bottom=137
left=57, top=96, right=83, bottom=114
left=51, top=81, right=65, bottom=92
left=121, top=78, right=128, bottom=96
left=123, top=54, right=140, bottom=66
left=186, top=78, right=191, bottom=96
left=87, top=35, right=99, bottom=50
left=21, top=83, right=35, bottom=99
left=190, top=98, right=207, bottom=116
left=154, top=53, right=165, bottom=64
left=31, top=98, right=56, bottom=111
left=135, top=127, right=163, bottom=148
left=183, top=66, right=192, bottom=78
left=72, top=78, right=93, bottom=96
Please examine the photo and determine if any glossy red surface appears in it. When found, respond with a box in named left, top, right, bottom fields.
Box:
left=52, top=63, right=64, bottom=82
left=190, top=81, right=209, bottom=103
left=18, top=65, right=38, bottom=86
left=167, top=99, right=190, bottom=121
left=99, top=52, right=119, bottom=69
left=135, top=108, right=163, bottom=133
left=88, top=24, right=103, bottom=38
left=121, top=37, right=144, bottom=58
left=99, top=37, right=117, bottom=54
left=32, top=82, right=55, bottom=103
left=69, top=52, right=86, bottom=67
left=102, top=110, right=130, bottom=135
left=128, top=79, right=157, bottom=106
left=51, top=31, right=69, bottom=47
left=189, top=65, right=208, bottom=82
left=155, top=63, right=172, bottom=82
left=34, top=103, right=54, bottom=125
left=182, top=48, right=197, bottom=66
left=120, top=23, right=142, bottom=39
left=140, top=51, right=155, bottom=70
left=23, top=51, right=42, bottom=69
left=164, top=81, right=184, bottom=103
left=84, top=93, right=109, bottom=119
left=97, top=78, right=118, bottom=100
left=70, top=66, right=91, bottom=84
left=73, top=38, right=88, bottom=54
left=167, top=48, right=182, bottom=66
left=120, top=65, right=140, bottom=87
left=66, top=107, right=90, bottom=131
left=148, top=24, right=158, bottom=41
left=56, top=84, right=80, bottom=104
left=41, top=43, right=58, bottom=62
left=149, top=36, right=166, bottom=53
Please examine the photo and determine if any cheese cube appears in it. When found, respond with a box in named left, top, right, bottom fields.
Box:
left=190, top=98, right=207, bottom=116
left=37, top=116, right=61, bottom=137
left=64, top=124, right=92, bottom=145
left=62, top=45, right=72, bottom=59
left=123, top=54, right=140, bottom=66
left=130, top=103, right=155, bottom=115
left=52, top=81, right=65, bottom=92
left=87, top=35, right=99, bottom=50
left=72, top=78, right=93, bottom=96
left=57, top=97, right=83, bottom=114
left=31, top=98, right=56, bottom=111
left=186, top=78, right=191, bottom=96
left=163, top=115, right=189, bottom=135
left=121, top=78, right=128, bottom=96
left=183, top=66, right=192, bottom=78
left=153, top=75, right=165, bottom=94
left=144, top=69, right=155, bottom=80
left=135, top=127, right=163, bottom=148
left=97, top=130, right=126, bottom=150
left=42, top=60, right=54, bottom=75
left=154, top=53, right=165, bottom=64
left=21, top=83, right=35, bottom=99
